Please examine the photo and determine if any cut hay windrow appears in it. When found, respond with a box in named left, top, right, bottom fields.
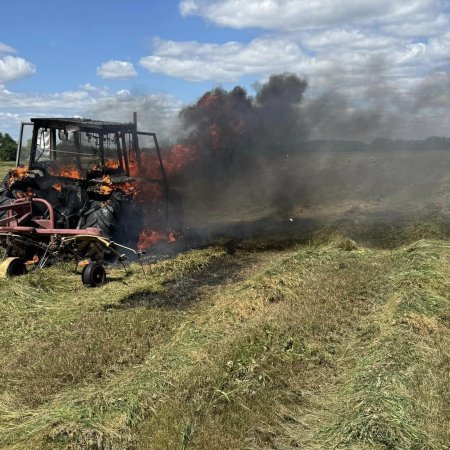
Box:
left=0, top=231, right=449, bottom=449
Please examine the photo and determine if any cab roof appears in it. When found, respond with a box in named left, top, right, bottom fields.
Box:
left=30, top=117, right=137, bottom=134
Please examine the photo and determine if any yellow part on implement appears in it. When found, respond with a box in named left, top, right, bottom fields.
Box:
left=61, top=234, right=113, bottom=248
left=0, top=257, right=22, bottom=278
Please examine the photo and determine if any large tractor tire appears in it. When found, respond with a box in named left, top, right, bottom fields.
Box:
left=0, top=187, right=14, bottom=221
left=82, top=192, right=123, bottom=238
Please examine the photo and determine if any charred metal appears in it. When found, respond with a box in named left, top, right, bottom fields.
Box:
left=0, top=116, right=180, bottom=285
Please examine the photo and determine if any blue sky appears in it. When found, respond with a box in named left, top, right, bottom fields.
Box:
left=1, top=0, right=450, bottom=140
left=2, top=0, right=252, bottom=98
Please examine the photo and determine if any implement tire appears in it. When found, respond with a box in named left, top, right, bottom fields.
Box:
left=0, top=257, right=27, bottom=278
left=81, top=262, right=106, bottom=287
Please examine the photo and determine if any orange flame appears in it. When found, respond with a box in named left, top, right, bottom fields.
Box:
left=60, top=167, right=82, bottom=179
left=197, top=92, right=220, bottom=109
left=137, top=229, right=177, bottom=250
left=25, top=254, right=39, bottom=265
left=99, top=186, right=112, bottom=195
left=102, top=175, right=112, bottom=184
left=15, top=187, right=35, bottom=199
left=48, top=166, right=83, bottom=179
left=98, top=175, right=113, bottom=195
left=93, top=159, right=121, bottom=171
left=129, top=144, right=198, bottom=179
left=7, top=166, right=29, bottom=187
left=105, top=158, right=120, bottom=169
left=115, top=181, right=135, bottom=196
left=127, top=145, right=196, bottom=248
left=96, top=174, right=136, bottom=196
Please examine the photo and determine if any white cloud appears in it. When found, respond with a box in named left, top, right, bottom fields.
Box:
left=139, top=1, right=449, bottom=88
left=0, top=42, right=16, bottom=54
left=138, top=30, right=442, bottom=89
left=0, top=87, right=93, bottom=111
left=179, top=0, right=441, bottom=33
left=302, top=29, right=398, bottom=51
left=380, top=13, right=450, bottom=37
left=1, top=2, right=450, bottom=142
left=78, top=82, right=103, bottom=92
left=428, top=29, right=450, bottom=60
left=0, top=85, right=183, bottom=143
left=96, top=60, right=137, bottom=79
left=0, top=55, right=35, bottom=86
left=87, top=91, right=184, bottom=142
left=140, top=37, right=307, bottom=81
left=179, top=0, right=199, bottom=15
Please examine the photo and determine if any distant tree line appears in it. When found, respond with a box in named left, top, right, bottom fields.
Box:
left=0, top=132, right=17, bottom=161
left=301, top=136, right=450, bottom=152
left=1, top=128, right=449, bottom=162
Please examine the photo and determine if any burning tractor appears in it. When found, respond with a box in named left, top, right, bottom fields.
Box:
left=0, top=117, right=180, bottom=286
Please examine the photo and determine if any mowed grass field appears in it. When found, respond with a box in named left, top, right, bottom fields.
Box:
left=0, top=150, right=450, bottom=449
left=0, top=161, right=13, bottom=180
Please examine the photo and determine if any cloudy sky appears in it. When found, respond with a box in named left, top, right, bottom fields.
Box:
left=1, top=0, right=450, bottom=141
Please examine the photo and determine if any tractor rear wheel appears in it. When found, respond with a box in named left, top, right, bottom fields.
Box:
left=0, top=188, right=13, bottom=221
left=81, top=262, right=106, bottom=287
left=82, top=192, right=122, bottom=238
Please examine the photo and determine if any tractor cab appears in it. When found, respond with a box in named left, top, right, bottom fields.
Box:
left=17, top=118, right=151, bottom=181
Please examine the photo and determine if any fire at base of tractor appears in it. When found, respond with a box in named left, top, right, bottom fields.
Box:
left=0, top=117, right=190, bottom=286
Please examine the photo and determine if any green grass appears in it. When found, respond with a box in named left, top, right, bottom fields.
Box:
left=0, top=161, right=13, bottom=180
left=1, top=146, right=450, bottom=449
left=0, top=226, right=449, bottom=449
left=307, top=240, right=450, bottom=450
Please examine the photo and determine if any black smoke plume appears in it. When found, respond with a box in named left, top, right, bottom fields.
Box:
left=180, top=73, right=308, bottom=165
left=173, top=74, right=310, bottom=227
left=169, top=72, right=450, bottom=246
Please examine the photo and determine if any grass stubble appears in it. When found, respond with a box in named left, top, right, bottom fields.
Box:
left=1, top=147, right=450, bottom=449
left=0, top=221, right=448, bottom=449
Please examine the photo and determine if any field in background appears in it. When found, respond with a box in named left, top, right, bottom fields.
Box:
left=0, top=161, right=13, bottom=180
left=182, top=148, right=450, bottom=237
left=0, top=149, right=449, bottom=449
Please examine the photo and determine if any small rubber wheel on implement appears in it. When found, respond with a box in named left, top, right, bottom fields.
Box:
left=0, top=257, right=27, bottom=278
left=81, top=262, right=106, bottom=287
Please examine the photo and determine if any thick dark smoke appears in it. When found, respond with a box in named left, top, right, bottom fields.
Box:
left=80, top=72, right=450, bottom=248
left=254, top=74, right=308, bottom=148
left=171, top=72, right=450, bottom=244
left=180, top=73, right=308, bottom=162
left=173, top=74, right=311, bottom=224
